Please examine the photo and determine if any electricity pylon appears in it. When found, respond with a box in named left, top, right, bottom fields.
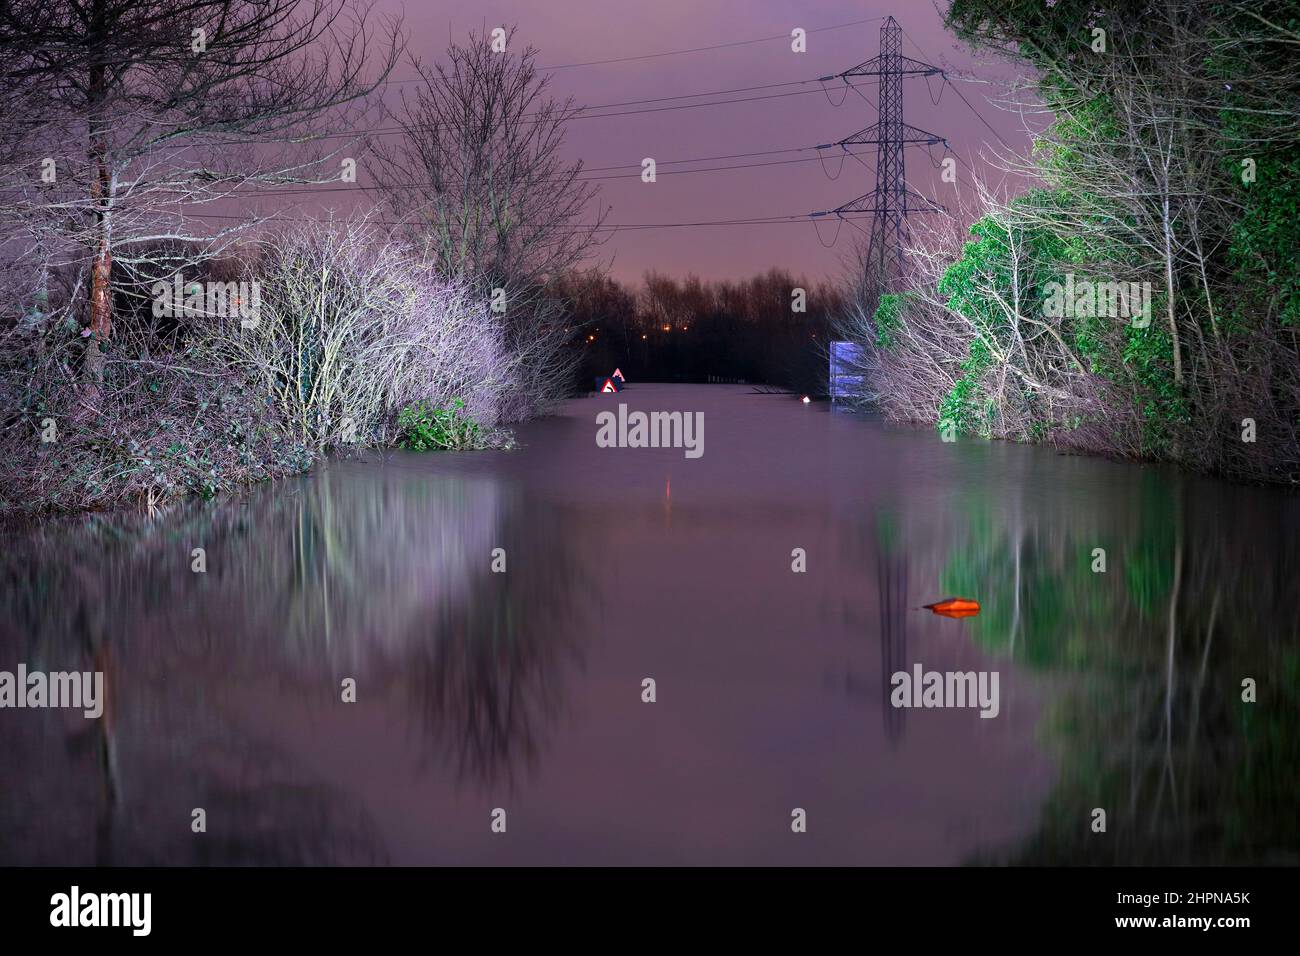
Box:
left=812, top=16, right=947, bottom=297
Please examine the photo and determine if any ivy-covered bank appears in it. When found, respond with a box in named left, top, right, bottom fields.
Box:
left=845, top=0, right=1300, bottom=485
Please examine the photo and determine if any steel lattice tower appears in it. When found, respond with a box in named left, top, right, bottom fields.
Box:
left=814, top=17, right=947, bottom=297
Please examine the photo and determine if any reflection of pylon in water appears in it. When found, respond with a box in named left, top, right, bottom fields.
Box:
left=878, top=550, right=909, bottom=747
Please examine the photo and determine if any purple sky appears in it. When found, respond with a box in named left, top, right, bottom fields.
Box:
left=352, top=1, right=1032, bottom=283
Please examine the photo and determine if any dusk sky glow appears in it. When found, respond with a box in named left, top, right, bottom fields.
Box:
left=315, top=1, right=1034, bottom=282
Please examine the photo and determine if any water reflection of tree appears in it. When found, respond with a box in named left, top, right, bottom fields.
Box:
left=403, top=502, right=589, bottom=789
left=193, top=467, right=594, bottom=788
left=0, top=587, right=386, bottom=865
left=929, top=472, right=1300, bottom=864
left=108, top=733, right=388, bottom=865
left=0, top=461, right=592, bottom=860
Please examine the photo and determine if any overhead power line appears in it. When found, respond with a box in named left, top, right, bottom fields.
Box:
left=126, top=77, right=879, bottom=148
left=174, top=209, right=880, bottom=232
left=897, top=24, right=1014, bottom=152
left=536, top=16, right=886, bottom=71
left=380, top=16, right=884, bottom=82
left=175, top=144, right=933, bottom=200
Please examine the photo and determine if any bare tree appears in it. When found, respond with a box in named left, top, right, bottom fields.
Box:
left=372, top=27, right=607, bottom=415
left=0, top=0, right=402, bottom=391
left=374, top=25, right=605, bottom=288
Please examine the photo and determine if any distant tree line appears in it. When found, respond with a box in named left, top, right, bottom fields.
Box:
left=551, top=269, right=844, bottom=395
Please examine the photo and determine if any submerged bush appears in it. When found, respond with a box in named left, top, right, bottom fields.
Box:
left=397, top=399, right=485, bottom=451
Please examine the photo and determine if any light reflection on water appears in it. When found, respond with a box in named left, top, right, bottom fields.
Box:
left=1, top=384, right=1297, bottom=865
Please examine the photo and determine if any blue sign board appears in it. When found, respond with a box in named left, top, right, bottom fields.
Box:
left=829, top=341, right=865, bottom=401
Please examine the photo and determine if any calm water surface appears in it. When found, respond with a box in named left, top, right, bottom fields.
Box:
left=2, top=384, right=1297, bottom=865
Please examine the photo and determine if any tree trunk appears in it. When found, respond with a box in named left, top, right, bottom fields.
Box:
left=84, top=0, right=112, bottom=391
left=1161, top=194, right=1182, bottom=388
left=84, top=238, right=112, bottom=388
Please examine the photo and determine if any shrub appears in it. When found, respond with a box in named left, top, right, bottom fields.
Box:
left=207, top=217, right=517, bottom=451
left=397, top=399, right=486, bottom=451
left=0, top=303, right=313, bottom=518
left=0, top=217, right=526, bottom=519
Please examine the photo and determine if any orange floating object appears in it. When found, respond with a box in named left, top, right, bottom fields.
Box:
left=922, top=597, right=981, bottom=619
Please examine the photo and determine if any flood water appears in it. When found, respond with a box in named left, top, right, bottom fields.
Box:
left=2, top=383, right=1297, bottom=866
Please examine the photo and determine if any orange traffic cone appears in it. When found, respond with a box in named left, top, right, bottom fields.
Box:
left=921, top=597, right=981, bottom=619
